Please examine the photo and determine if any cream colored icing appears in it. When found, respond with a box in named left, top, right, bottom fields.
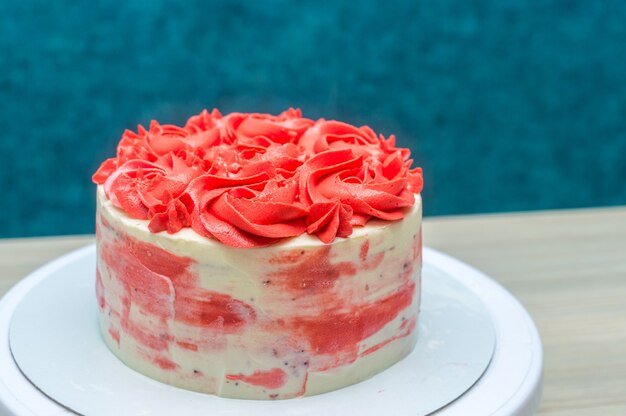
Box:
left=96, top=186, right=422, bottom=399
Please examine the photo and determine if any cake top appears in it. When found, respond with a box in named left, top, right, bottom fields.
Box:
left=93, top=109, right=423, bottom=247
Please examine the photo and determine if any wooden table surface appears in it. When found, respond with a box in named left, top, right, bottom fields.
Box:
left=1, top=207, right=625, bottom=415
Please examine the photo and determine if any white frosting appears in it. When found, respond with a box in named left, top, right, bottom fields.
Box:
left=96, top=186, right=422, bottom=399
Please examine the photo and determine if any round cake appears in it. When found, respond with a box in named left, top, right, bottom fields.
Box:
left=93, top=109, right=423, bottom=399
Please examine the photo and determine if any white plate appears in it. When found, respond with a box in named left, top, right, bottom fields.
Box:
left=0, top=246, right=542, bottom=416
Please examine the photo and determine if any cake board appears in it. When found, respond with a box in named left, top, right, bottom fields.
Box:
left=0, top=245, right=542, bottom=416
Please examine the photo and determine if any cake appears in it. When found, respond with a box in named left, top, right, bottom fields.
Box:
left=92, top=109, right=423, bottom=399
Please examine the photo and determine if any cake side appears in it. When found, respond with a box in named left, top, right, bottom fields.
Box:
left=96, top=187, right=422, bottom=399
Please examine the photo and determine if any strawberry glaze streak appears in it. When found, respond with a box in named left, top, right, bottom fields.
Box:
left=289, top=281, right=415, bottom=358
left=95, top=269, right=105, bottom=309
left=98, top=217, right=258, bottom=365
left=93, top=109, right=423, bottom=247
left=99, top=215, right=420, bottom=378
left=266, top=238, right=419, bottom=369
left=225, top=368, right=288, bottom=390
left=269, top=245, right=357, bottom=293
left=360, top=316, right=417, bottom=357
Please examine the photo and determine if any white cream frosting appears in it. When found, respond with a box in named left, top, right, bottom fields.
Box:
left=96, top=187, right=422, bottom=399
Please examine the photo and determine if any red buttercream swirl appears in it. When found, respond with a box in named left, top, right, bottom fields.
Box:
left=93, top=109, right=423, bottom=247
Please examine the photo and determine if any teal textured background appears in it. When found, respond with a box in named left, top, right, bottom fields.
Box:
left=1, top=0, right=625, bottom=237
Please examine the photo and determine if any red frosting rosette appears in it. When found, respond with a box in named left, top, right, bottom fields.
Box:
left=93, top=109, right=423, bottom=248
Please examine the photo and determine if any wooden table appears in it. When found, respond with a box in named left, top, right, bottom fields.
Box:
left=1, top=207, right=625, bottom=415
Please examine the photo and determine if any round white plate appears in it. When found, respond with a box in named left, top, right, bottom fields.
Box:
left=0, top=246, right=542, bottom=416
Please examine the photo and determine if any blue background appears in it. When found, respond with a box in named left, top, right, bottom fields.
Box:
left=2, top=0, right=625, bottom=238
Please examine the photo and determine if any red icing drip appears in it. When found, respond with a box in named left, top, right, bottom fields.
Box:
left=93, top=109, right=423, bottom=247
left=270, top=246, right=356, bottom=293
left=225, top=368, right=288, bottom=390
